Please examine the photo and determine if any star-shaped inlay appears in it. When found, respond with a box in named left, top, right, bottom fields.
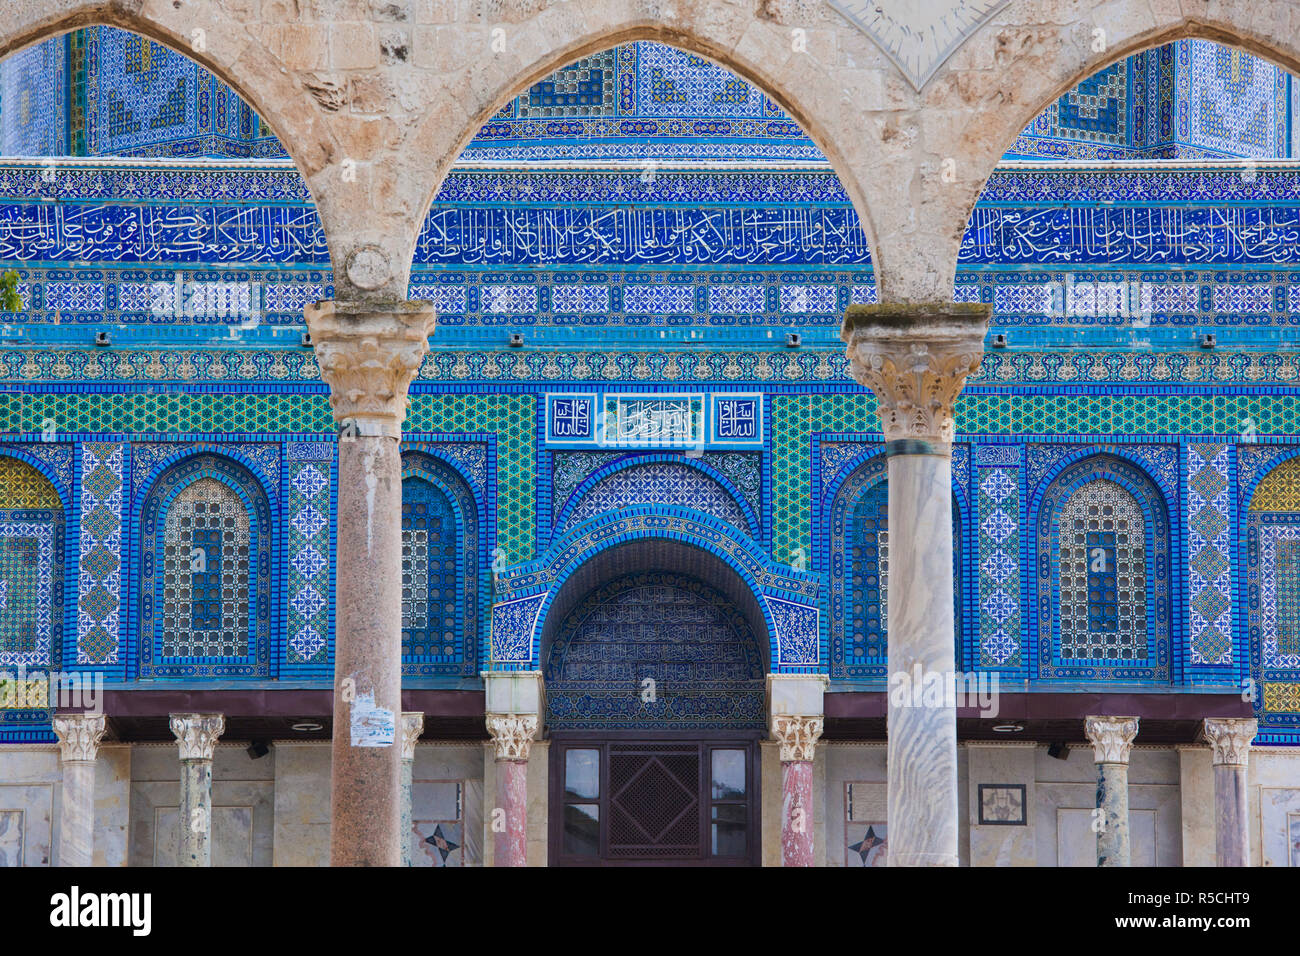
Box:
left=424, top=823, right=460, bottom=865
left=848, top=824, right=886, bottom=865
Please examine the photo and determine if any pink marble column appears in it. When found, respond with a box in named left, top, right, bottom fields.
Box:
left=842, top=303, right=989, bottom=867
left=486, top=713, right=537, bottom=867
left=1203, top=717, right=1257, bottom=867
left=305, top=300, right=436, bottom=867
left=772, top=714, right=822, bottom=867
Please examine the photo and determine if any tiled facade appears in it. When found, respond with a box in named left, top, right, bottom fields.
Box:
left=0, top=27, right=1298, bottom=866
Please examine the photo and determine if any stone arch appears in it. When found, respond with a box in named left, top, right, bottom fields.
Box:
left=407, top=13, right=890, bottom=299
left=0, top=5, right=355, bottom=291
left=132, top=451, right=274, bottom=680
left=929, top=1, right=1300, bottom=301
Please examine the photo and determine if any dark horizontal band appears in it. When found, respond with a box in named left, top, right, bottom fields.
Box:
left=885, top=439, right=942, bottom=457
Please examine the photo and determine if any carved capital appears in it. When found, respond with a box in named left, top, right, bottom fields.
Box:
left=52, top=714, right=106, bottom=763
left=771, top=714, right=824, bottom=763
left=169, top=712, right=225, bottom=761
left=400, top=711, right=425, bottom=762
left=1203, top=718, right=1257, bottom=767
left=485, top=713, right=539, bottom=761
left=1084, top=715, right=1139, bottom=764
left=304, top=300, right=436, bottom=439
left=840, top=303, right=990, bottom=451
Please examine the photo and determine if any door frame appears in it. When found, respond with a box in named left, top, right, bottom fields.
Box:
left=547, top=730, right=763, bottom=867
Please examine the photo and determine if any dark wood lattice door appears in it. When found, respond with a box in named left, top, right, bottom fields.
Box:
left=550, top=737, right=759, bottom=866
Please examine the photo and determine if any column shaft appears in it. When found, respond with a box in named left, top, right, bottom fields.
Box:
left=1204, top=717, right=1257, bottom=867
left=179, top=757, right=214, bottom=867
left=169, top=713, right=224, bottom=868
left=495, top=758, right=529, bottom=867
left=781, top=760, right=814, bottom=866
left=400, top=711, right=424, bottom=867
left=1085, top=715, right=1138, bottom=868
left=331, top=434, right=404, bottom=866
left=53, top=714, right=106, bottom=868
left=1096, top=762, right=1131, bottom=867
left=887, top=451, right=959, bottom=866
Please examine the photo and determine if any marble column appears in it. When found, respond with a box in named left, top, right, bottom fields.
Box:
left=1202, top=717, right=1257, bottom=867
left=772, top=715, right=823, bottom=866
left=400, top=711, right=425, bottom=866
left=842, top=303, right=990, bottom=867
left=52, top=713, right=107, bottom=867
left=169, top=712, right=225, bottom=867
left=305, top=300, right=436, bottom=867
left=486, top=713, right=538, bottom=867
left=1084, top=715, right=1139, bottom=867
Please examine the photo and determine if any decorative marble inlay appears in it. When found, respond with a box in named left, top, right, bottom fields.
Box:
left=829, top=0, right=1010, bottom=90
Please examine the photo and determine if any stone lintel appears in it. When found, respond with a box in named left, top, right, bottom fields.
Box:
left=304, top=298, right=437, bottom=439
left=840, top=302, right=991, bottom=451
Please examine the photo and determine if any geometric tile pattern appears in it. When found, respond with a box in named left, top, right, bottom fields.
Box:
left=160, top=478, right=251, bottom=659
left=1187, top=443, right=1233, bottom=665
left=544, top=571, right=766, bottom=730
left=286, top=444, right=332, bottom=664
left=978, top=466, right=1020, bottom=667
left=1260, top=525, right=1300, bottom=670
left=0, top=459, right=61, bottom=670
left=401, top=477, right=459, bottom=659
left=76, top=442, right=124, bottom=664
left=1055, top=480, right=1147, bottom=662
left=563, top=463, right=750, bottom=536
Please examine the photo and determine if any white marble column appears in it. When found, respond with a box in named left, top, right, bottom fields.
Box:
left=52, top=714, right=107, bottom=867
left=1202, top=717, right=1257, bottom=867
left=400, top=711, right=425, bottom=867
left=305, top=300, right=436, bottom=868
left=169, top=712, right=225, bottom=868
left=1085, top=715, right=1139, bottom=867
left=842, top=303, right=989, bottom=867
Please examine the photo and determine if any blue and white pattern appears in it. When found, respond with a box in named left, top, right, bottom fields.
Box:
left=1260, top=525, right=1300, bottom=670
left=490, top=594, right=542, bottom=664
left=978, top=466, right=1021, bottom=666
left=287, top=445, right=332, bottom=664
left=0, top=522, right=55, bottom=667
left=1187, top=443, right=1233, bottom=665
left=768, top=597, right=819, bottom=666
left=562, top=463, right=750, bottom=535
left=76, top=442, right=125, bottom=665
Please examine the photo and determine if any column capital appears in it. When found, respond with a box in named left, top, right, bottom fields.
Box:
left=303, top=299, right=437, bottom=439
left=840, top=302, right=990, bottom=452
left=1084, top=715, right=1139, bottom=764
left=52, top=713, right=107, bottom=763
left=1202, top=717, right=1257, bottom=767
left=169, top=712, right=226, bottom=761
left=400, top=711, right=425, bottom=762
left=486, top=713, right=539, bottom=761
left=771, top=714, right=824, bottom=763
